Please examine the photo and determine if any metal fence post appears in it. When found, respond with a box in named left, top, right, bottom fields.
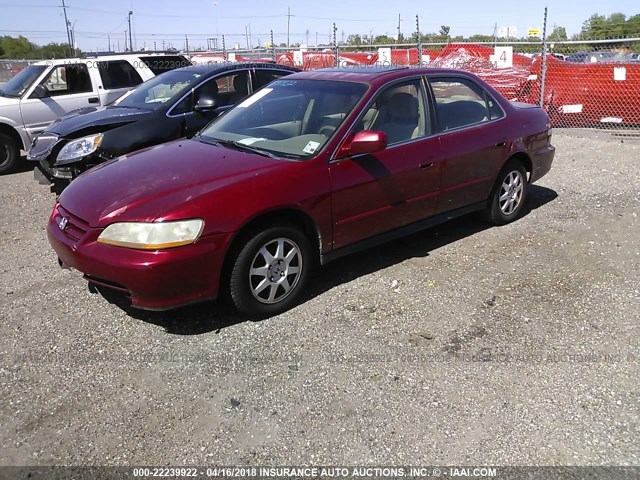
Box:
left=271, top=30, right=276, bottom=62
left=416, top=15, right=423, bottom=67
left=333, top=23, right=339, bottom=67
left=539, top=6, right=548, bottom=108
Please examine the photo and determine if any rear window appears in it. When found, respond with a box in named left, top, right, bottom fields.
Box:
left=137, top=55, right=191, bottom=75
left=97, top=60, right=143, bottom=89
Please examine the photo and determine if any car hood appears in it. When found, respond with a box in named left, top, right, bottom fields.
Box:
left=59, top=139, right=290, bottom=227
left=47, top=106, right=154, bottom=137
left=0, top=95, right=19, bottom=108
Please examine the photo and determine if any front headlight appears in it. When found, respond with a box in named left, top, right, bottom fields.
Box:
left=97, top=219, right=204, bottom=250
left=55, top=134, right=104, bottom=165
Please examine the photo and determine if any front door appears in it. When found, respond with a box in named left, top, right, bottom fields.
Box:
left=20, top=63, right=98, bottom=140
left=329, top=78, right=444, bottom=249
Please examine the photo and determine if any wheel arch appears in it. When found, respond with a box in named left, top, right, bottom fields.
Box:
left=0, top=122, right=26, bottom=151
left=504, top=151, right=532, bottom=182
left=219, top=207, right=323, bottom=290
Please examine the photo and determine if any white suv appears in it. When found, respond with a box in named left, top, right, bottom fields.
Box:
left=0, top=53, right=189, bottom=174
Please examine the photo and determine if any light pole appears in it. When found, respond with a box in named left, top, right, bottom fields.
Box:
left=212, top=2, right=219, bottom=52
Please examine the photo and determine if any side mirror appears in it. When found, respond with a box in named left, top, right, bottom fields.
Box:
left=194, top=96, right=218, bottom=112
left=347, top=130, right=388, bottom=156
left=31, top=84, right=49, bottom=99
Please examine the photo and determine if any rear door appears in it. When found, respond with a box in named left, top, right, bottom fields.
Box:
left=96, top=60, right=144, bottom=105
left=329, top=77, right=444, bottom=249
left=19, top=63, right=99, bottom=139
left=427, top=75, right=507, bottom=214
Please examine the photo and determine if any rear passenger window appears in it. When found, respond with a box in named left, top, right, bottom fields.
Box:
left=253, top=69, right=291, bottom=89
left=138, top=55, right=191, bottom=75
left=97, top=60, right=143, bottom=89
left=430, top=78, right=493, bottom=131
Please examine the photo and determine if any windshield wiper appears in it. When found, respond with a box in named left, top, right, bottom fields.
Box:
left=201, top=137, right=280, bottom=159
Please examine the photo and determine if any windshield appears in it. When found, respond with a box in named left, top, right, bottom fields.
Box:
left=199, top=79, right=367, bottom=159
left=0, top=64, right=47, bottom=98
left=113, top=69, right=203, bottom=110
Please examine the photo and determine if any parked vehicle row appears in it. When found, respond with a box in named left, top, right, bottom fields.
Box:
left=46, top=66, right=555, bottom=317
left=0, top=53, right=189, bottom=174
left=27, top=63, right=299, bottom=193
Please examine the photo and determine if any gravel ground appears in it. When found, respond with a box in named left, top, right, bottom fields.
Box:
left=0, top=130, right=639, bottom=466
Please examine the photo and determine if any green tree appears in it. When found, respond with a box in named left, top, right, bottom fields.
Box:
left=548, top=26, right=568, bottom=42
left=0, top=35, right=37, bottom=58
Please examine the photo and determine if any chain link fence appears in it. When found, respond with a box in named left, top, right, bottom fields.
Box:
left=189, top=37, right=640, bottom=129
left=0, top=60, right=37, bottom=84
left=4, top=37, right=639, bottom=130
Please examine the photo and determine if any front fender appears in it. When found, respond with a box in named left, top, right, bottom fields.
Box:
left=100, top=116, right=185, bottom=157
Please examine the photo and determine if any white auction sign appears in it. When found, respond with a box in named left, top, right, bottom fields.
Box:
left=491, top=46, right=513, bottom=68
left=378, top=47, right=392, bottom=66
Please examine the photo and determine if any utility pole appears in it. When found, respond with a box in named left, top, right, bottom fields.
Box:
left=397, top=13, right=402, bottom=42
left=69, top=22, right=76, bottom=56
left=287, top=7, right=291, bottom=48
left=61, top=0, right=72, bottom=56
left=315, top=32, right=318, bottom=47
left=185, top=34, right=189, bottom=55
left=249, top=24, right=253, bottom=49
left=108, top=34, right=111, bottom=52
left=128, top=11, right=134, bottom=52
left=124, top=31, right=128, bottom=51
left=245, top=26, right=249, bottom=49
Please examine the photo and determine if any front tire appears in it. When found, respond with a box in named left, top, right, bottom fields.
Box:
left=484, top=160, right=528, bottom=225
left=229, top=225, right=314, bottom=317
left=0, top=133, right=20, bottom=175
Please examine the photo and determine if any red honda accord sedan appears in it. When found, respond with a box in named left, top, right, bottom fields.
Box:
left=48, top=66, right=555, bottom=317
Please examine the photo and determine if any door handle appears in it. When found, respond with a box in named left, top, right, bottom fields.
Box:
left=419, top=162, right=434, bottom=169
left=88, top=97, right=99, bottom=104
left=495, top=141, right=507, bottom=147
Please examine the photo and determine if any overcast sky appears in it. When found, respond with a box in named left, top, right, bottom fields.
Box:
left=1, top=0, right=638, bottom=51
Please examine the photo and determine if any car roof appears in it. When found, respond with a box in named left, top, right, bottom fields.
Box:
left=288, top=66, right=478, bottom=83
left=32, top=53, right=187, bottom=66
left=171, top=62, right=300, bottom=75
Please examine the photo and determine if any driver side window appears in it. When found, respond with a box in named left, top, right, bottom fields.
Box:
left=354, top=80, right=428, bottom=145
left=172, top=76, right=221, bottom=115
left=38, top=64, right=93, bottom=97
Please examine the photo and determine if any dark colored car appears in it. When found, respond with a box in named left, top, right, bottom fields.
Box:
left=28, top=63, right=299, bottom=193
left=47, top=66, right=555, bottom=317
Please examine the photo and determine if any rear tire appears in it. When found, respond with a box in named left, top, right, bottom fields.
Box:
left=228, top=225, right=314, bottom=318
left=484, top=160, right=528, bottom=225
left=0, top=133, right=20, bottom=175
